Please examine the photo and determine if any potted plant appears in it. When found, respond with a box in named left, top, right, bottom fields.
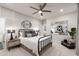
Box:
left=68, top=28, right=76, bottom=43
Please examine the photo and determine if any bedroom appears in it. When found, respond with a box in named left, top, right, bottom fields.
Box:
left=0, top=3, right=78, bottom=56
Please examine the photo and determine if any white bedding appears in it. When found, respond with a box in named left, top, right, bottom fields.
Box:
left=19, top=36, right=42, bottom=55
left=19, top=35, right=51, bottom=55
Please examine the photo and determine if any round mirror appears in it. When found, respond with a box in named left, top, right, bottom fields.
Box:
left=21, top=20, right=32, bottom=28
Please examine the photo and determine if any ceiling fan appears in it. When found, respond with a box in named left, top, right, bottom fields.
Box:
left=30, top=3, right=52, bottom=16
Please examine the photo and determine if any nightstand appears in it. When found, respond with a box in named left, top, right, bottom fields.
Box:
left=7, top=39, right=21, bottom=50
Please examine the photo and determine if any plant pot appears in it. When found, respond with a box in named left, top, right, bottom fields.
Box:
left=70, top=39, right=75, bottom=43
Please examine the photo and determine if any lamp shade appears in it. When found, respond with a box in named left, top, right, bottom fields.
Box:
left=8, top=30, right=15, bottom=33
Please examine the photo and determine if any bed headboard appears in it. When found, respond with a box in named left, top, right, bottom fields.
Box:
left=18, top=29, right=38, bottom=37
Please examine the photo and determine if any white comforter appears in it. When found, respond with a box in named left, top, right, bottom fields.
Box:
left=19, top=36, right=42, bottom=55
left=19, top=35, right=51, bottom=55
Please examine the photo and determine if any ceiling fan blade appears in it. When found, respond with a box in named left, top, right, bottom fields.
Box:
left=32, top=11, right=38, bottom=14
left=39, top=5, right=42, bottom=10
left=40, top=13, right=43, bottom=16
left=30, top=6, right=39, bottom=10
left=42, top=10, right=52, bottom=12
left=41, top=3, right=47, bottom=10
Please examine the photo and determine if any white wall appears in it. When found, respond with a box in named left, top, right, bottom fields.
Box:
left=76, top=4, right=79, bottom=56
left=0, top=18, right=5, bottom=42
left=0, top=6, right=40, bottom=43
left=1, top=7, right=40, bottom=29
left=0, top=6, right=77, bottom=35
left=0, top=6, right=77, bottom=42
left=43, top=12, right=78, bottom=43
left=0, top=7, right=1, bottom=16
left=46, top=12, right=77, bottom=34
left=0, top=6, right=40, bottom=33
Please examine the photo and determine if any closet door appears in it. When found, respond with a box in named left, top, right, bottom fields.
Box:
left=0, top=18, right=5, bottom=42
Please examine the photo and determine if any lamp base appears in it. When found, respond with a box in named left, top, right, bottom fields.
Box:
left=10, top=33, right=13, bottom=40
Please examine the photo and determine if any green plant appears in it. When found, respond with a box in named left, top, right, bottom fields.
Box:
left=68, top=28, right=76, bottom=39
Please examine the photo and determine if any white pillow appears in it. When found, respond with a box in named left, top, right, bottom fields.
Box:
left=26, top=33, right=32, bottom=37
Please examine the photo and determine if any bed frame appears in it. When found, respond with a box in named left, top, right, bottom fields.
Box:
left=38, top=35, right=52, bottom=55
left=18, top=29, right=52, bottom=56
left=21, top=35, right=52, bottom=56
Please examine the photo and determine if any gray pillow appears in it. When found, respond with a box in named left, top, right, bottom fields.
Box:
left=26, top=33, right=32, bottom=37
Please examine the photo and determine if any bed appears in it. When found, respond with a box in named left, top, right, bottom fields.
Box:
left=18, top=29, right=52, bottom=56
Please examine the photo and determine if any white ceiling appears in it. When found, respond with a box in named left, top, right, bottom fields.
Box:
left=0, top=3, right=77, bottom=19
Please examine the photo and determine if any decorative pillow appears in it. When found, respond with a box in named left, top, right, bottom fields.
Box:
left=19, top=30, right=38, bottom=37
left=26, top=33, right=32, bottom=37
left=32, top=33, right=37, bottom=37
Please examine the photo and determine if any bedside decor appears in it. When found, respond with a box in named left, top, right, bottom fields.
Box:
left=8, top=30, right=15, bottom=40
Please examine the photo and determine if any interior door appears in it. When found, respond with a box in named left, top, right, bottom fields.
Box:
left=0, top=18, right=5, bottom=42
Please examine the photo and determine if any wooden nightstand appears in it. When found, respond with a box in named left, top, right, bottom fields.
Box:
left=7, top=39, right=21, bottom=50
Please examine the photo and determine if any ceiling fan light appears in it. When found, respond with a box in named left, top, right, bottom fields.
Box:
left=60, top=9, right=63, bottom=12
left=38, top=11, right=42, bottom=14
